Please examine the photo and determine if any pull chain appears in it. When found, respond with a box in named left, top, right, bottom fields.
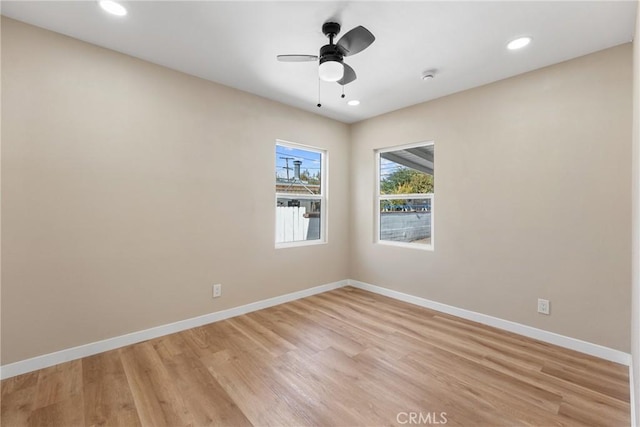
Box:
left=317, top=78, right=322, bottom=108
left=341, top=85, right=345, bottom=99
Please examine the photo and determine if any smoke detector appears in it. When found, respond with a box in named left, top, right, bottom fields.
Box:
left=421, top=70, right=437, bottom=81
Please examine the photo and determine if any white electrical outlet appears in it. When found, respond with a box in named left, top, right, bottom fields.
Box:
left=213, top=284, right=222, bottom=298
left=537, top=298, right=550, bottom=315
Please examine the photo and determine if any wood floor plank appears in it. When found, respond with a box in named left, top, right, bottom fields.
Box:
left=1, top=286, right=630, bottom=426
left=246, top=308, right=329, bottom=356
left=541, top=361, right=630, bottom=402
left=226, top=315, right=297, bottom=358
left=481, top=353, right=629, bottom=411
left=119, top=342, right=191, bottom=427
left=274, top=348, right=390, bottom=426
left=352, top=347, right=502, bottom=426
left=203, top=348, right=316, bottom=426
left=200, top=320, right=268, bottom=358
left=156, top=350, right=252, bottom=427
left=309, top=346, right=430, bottom=424
left=558, top=398, right=630, bottom=427
left=82, top=350, right=142, bottom=427
left=1, top=383, right=37, bottom=427
left=268, top=351, right=364, bottom=426
left=275, top=306, right=368, bottom=357
left=1, top=371, right=38, bottom=398
left=31, top=360, right=83, bottom=411
left=27, top=394, right=84, bottom=427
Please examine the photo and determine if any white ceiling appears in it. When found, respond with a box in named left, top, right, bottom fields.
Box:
left=1, top=1, right=636, bottom=123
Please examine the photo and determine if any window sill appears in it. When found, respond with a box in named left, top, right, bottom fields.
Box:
left=275, top=240, right=327, bottom=250
left=376, top=240, right=434, bottom=251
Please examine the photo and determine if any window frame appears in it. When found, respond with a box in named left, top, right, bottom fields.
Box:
left=275, top=139, right=328, bottom=249
left=375, top=140, right=434, bottom=251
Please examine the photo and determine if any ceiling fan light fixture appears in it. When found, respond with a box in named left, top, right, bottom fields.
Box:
left=318, top=60, right=344, bottom=82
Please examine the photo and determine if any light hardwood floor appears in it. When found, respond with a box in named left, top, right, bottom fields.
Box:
left=1, top=287, right=630, bottom=426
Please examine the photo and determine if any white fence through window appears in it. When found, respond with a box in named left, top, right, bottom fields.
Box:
left=275, top=206, right=310, bottom=243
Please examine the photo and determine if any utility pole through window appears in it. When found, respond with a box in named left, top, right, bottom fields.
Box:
left=280, top=156, right=294, bottom=181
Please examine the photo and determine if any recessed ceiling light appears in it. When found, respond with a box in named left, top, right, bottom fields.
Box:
left=507, top=37, right=532, bottom=50
left=99, top=0, right=127, bottom=16
left=347, top=100, right=360, bottom=106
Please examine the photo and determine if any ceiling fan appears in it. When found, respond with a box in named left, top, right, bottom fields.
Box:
left=277, top=22, right=375, bottom=86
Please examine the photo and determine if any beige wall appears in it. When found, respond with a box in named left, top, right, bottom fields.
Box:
left=631, top=1, right=639, bottom=423
left=1, top=16, right=635, bottom=366
left=350, top=44, right=633, bottom=351
left=0, top=18, right=350, bottom=364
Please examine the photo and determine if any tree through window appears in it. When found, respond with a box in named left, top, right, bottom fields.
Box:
left=376, top=142, right=434, bottom=249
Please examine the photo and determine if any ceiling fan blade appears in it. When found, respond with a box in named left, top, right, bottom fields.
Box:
left=337, top=63, right=357, bottom=85
left=277, top=54, right=318, bottom=62
left=336, top=26, right=375, bottom=56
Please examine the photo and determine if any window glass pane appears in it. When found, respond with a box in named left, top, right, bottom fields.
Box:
left=380, top=145, right=434, bottom=195
left=379, top=198, right=431, bottom=245
left=275, top=145, right=322, bottom=195
left=276, top=197, right=321, bottom=243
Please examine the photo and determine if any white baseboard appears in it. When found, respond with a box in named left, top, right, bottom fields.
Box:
left=348, top=279, right=632, bottom=366
left=0, top=280, right=348, bottom=380
left=2, top=278, right=632, bottom=381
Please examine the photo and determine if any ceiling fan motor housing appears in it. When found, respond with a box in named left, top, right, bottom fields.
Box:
left=319, top=44, right=343, bottom=66
left=320, top=22, right=344, bottom=66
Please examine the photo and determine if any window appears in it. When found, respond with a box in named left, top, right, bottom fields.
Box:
left=275, top=141, right=326, bottom=247
left=376, top=141, right=434, bottom=249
